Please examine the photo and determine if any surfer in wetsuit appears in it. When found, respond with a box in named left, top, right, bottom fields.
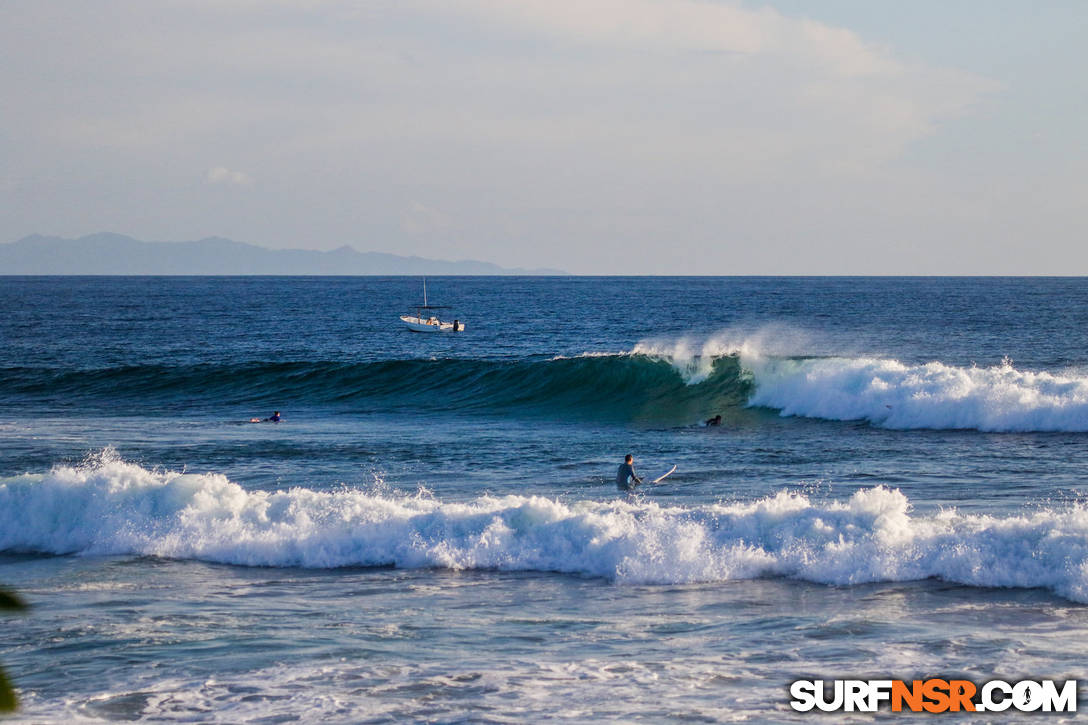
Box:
left=264, top=411, right=281, bottom=422
left=706, top=414, right=722, bottom=426
left=616, top=454, right=643, bottom=491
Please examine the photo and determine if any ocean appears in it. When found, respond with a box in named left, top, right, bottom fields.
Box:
left=2, top=276, right=1087, bottom=722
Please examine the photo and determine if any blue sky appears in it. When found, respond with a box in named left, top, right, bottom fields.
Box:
left=1, top=1, right=1084, bottom=273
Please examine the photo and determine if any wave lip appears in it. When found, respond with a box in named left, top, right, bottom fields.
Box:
left=4, top=455, right=1088, bottom=603
left=744, top=355, right=1088, bottom=432
left=6, top=348, right=1088, bottom=432
left=632, top=328, right=1088, bottom=432
left=0, top=354, right=751, bottom=423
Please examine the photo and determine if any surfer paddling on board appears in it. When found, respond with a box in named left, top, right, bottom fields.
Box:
left=250, top=411, right=282, bottom=423
left=616, top=454, right=643, bottom=492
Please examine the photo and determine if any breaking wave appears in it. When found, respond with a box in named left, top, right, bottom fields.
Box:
left=0, top=355, right=752, bottom=423
left=744, top=355, right=1088, bottom=432
left=635, top=335, right=1088, bottom=432
left=3, top=454, right=1088, bottom=603
left=4, top=333, right=1088, bottom=431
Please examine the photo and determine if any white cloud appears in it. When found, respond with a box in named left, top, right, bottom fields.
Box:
left=402, top=201, right=454, bottom=235
left=427, top=0, right=996, bottom=171
left=455, top=0, right=900, bottom=77
left=205, top=167, right=252, bottom=186
left=6, top=0, right=1075, bottom=273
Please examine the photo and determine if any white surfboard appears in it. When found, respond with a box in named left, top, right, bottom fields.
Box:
left=652, top=465, right=677, bottom=484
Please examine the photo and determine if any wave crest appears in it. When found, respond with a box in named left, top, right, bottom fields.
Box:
left=746, top=355, right=1088, bottom=432
left=6, top=326, right=1088, bottom=431
left=0, top=355, right=751, bottom=423
left=4, top=455, right=1088, bottom=602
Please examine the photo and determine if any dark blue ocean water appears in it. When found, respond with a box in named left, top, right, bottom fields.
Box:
left=2, top=276, right=1088, bottom=722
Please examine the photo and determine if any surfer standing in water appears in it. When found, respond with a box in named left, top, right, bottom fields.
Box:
left=616, top=454, right=643, bottom=492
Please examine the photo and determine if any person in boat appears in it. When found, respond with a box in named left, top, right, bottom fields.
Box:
left=616, top=454, right=643, bottom=491
left=453, top=319, right=460, bottom=332
left=706, top=414, right=722, bottom=426
left=264, top=411, right=281, bottom=422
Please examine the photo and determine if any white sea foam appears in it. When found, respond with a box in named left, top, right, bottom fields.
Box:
left=550, top=351, right=628, bottom=360
left=4, top=455, right=1088, bottom=602
left=16, top=658, right=773, bottom=723
left=633, top=328, right=1088, bottom=432
left=745, top=355, right=1088, bottom=432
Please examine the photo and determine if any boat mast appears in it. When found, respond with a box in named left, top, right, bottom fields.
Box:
left=423, top=277, right=427, bottom=307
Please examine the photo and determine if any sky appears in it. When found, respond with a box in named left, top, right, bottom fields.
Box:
left=1, top=1, right=1085, bottom=274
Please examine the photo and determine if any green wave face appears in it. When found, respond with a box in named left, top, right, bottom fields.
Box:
left=0, top=355, right=754, bottom=424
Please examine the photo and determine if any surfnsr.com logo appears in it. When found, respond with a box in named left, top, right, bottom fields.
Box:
left=789, top=679, right=1077, bottom=713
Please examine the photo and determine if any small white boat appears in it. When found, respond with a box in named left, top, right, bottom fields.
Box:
left=400, top=278, right=465, bottom=333
left=400, top=314, right=464, bottom=333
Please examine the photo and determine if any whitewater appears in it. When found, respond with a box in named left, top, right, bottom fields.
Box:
left=5, top=454, right=1088, bottom=603
left=627, top=333, right=1088, bottom=431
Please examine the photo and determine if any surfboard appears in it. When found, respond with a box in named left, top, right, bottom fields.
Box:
left=652, top=465, right=677, bottom=484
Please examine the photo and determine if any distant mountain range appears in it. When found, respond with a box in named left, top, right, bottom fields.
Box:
left=0, top=233, right=566, bottom=275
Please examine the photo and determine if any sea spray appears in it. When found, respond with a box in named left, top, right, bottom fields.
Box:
left=3, top=454, right=1088, bottom=602
left=634, top=328, right=1088, bottom=431
left=744, top=355, right=1088, bottom=431
left=633, top=324, right=818, bottom=384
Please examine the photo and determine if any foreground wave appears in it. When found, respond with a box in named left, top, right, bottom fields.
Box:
left=4, top=455, right=1088, bottom=602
